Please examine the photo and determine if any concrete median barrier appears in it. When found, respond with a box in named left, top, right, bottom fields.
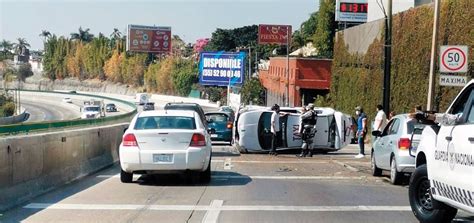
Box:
left=0, top=123, right=127, bottom=212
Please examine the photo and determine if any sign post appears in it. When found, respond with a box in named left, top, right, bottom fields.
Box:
left=258, top=24, right=292, bottom=107
left=439, top=46, right=469, bottom=87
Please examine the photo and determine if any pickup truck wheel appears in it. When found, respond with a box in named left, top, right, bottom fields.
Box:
left=371, top=153, right=382, bottom=176
left=120, top=169, right=133, bottom=183
left=390, top=157, right=403, bottom=185
left=409, top=164, right=458, bottom=223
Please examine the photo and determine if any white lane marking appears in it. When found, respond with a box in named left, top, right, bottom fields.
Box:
left=223, top=158, right=232, bottom=170
left=96, top=175, right=364, bottom=180
left=202, top=200, right=224, bottom=223
left=212, top=160, right=328, bottom=164
left=24, top=203, right=411, bottom=212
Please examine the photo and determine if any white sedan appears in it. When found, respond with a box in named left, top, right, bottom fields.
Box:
left=119, top=110, right=212, bottom=183
left=62, top=97, right=73, bottom=103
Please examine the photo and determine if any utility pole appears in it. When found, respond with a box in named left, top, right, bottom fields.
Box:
left=427, top=0, right=441, bottom=111
left=383, top=0, right=392, bottom=116
left=248, top=47, right=252, bottom=81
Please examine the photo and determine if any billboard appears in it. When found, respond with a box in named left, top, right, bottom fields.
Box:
left=127, top=25, right=172, bottom=53
left=258, top=24, right=292, bottom=45
left=335, top=0, right=368, bottom=23
left=199, top=52, right=246, bottom=86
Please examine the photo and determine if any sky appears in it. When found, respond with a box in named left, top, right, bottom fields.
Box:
left=0, top=0, right=318, bottom=50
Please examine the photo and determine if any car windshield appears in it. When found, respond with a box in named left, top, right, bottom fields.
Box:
left=106, top=104, right=115, bottom=107
left=134, top=116, right=196, bottom=130
left=84, top=107, right=100, bottom=112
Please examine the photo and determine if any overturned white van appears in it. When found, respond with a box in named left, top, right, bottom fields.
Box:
left=234, top=107, right=353, bottom=153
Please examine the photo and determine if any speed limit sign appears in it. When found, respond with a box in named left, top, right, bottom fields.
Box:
left=440, top=46, right=468, bottom=73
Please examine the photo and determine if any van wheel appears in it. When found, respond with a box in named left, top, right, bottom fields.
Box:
left=409, top=164, right=457, bottom=223
left=390, top=157, right=403, bottom=185
left=371, top=152, right=382, bottom=176
left=199, top=160, right=211, bottom=183
left=120, top=169, right=133, bottom=183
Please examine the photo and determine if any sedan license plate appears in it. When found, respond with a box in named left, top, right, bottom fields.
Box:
left=211, top=134, right=218, bottom=138
left=153, top=154, right=173, bottom=163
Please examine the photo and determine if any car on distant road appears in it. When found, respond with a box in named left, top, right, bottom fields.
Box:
left=371, top=114, right=426, bottom=185
left=143, top=102, right=155, bottom=111
left=119, top=110, right=212, bottom=183
left=205, top=112, right=233, bottom=145
left=62, top=97, right=73, bottom=103
left=106, top=103, right=117, bottom=112
left=164, top=102, right=207, bottom=126
left=81, top=105, right=103, bottom=119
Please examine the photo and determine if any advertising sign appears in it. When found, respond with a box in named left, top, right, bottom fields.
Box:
left=335, top=0, right=368, bottom=23
left=127, top=25, right=171, bottom=53
left=199, top=52, right=246, bottom=86
left=439, top=75, right=469, bottom=87
left=258, top=24, right=291, bottom=45
left=440, top=46, right=468, bottom=73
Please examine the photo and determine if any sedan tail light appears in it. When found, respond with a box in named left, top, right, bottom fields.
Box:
left=123, top=133, right=138, bottom=147
left=190, top=133, right=206, bottom=147
left=227, top=122, right=233, bottom=129
left=398, top=138, right=411, bottom=150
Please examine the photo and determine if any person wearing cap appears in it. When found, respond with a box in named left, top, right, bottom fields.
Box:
left=355, top=106, right=367, bottom=158
left=269, top=104, right=281, bottom=156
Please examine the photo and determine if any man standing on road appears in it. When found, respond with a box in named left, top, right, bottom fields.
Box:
left=269, top=104, right=281, bottom=156
left=373, top=104, right=387, bottom=132
left=355, top=106, right=367, bottom=158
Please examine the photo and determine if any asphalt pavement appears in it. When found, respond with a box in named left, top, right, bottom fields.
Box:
left=2, top=144, right=473, bottom=223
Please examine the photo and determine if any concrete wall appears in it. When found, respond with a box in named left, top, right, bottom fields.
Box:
left=0, top=123, right=127, bottom=211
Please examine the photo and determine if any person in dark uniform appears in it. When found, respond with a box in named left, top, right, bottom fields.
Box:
left=298, top=103, right=317, bottom=157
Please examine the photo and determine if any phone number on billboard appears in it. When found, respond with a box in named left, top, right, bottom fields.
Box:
left=202, top=69, right=242, bottom=78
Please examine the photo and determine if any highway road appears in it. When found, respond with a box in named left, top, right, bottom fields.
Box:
left=19, top=91, right=134, bottom=123
left=2, top=144, right=473, bottom=223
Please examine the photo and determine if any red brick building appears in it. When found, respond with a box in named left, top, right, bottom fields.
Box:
left=259, top=57, right=331, bottom=107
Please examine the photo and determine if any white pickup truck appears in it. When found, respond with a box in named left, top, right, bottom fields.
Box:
left=409, top=80, right=474, bottom=223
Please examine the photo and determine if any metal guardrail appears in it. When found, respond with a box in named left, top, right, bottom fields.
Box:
left=0, top=90, right=137, bottom=135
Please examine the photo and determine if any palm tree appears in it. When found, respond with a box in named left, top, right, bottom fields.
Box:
left=70, top=27, right=94, bottom=42
left=109, top=28, right=122, bottom=50
left=0, top=40, right=14, bottom=57
left=39, top=30, right=52, bottom=42
left=14, top=38, right=30, bottom=56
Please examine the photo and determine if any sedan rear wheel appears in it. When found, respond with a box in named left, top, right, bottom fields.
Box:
left=199, top=160, right=211, bottom=183
left=120, top=169, right=133, bottom=183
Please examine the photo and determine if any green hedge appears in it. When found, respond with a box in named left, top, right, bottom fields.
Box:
left=325, top=0, right=473, bottom=118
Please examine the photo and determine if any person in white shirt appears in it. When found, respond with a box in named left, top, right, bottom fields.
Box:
left=269, top=104, right=281, bottom=156
left=373, top=104, right=388, bottom=132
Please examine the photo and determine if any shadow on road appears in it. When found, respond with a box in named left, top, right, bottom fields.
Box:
left=136, top=171, right=252, bottom=187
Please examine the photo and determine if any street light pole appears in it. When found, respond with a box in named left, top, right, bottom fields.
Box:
left=383, top=0, right=392, bottom=116
left=427, top=0, right=441, bottom=111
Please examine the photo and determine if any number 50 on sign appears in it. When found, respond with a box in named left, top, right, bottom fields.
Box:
left=440, top=46, right=468, bottom=73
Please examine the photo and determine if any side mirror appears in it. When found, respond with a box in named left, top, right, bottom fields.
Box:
left=123, top=127, right=128, bottom=133
left=207, top=128, right=216, bottom=134
left=372, top=130, right=382, bottom=137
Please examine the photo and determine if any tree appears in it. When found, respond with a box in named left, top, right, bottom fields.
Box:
left=17, top=63, right=34, bottom=81
left=0, top=40, right=14, bottom=59
left=70, top=27, right=94, bottom=42
left=110, top=28, right=123, bottom=51
left=313, top=0, right=337, bottom=58
left=14, top=38, right=30, bottom=55
left=39, top=30, right=52, bottom=42
left=241, top=77, right=265, bottom=105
